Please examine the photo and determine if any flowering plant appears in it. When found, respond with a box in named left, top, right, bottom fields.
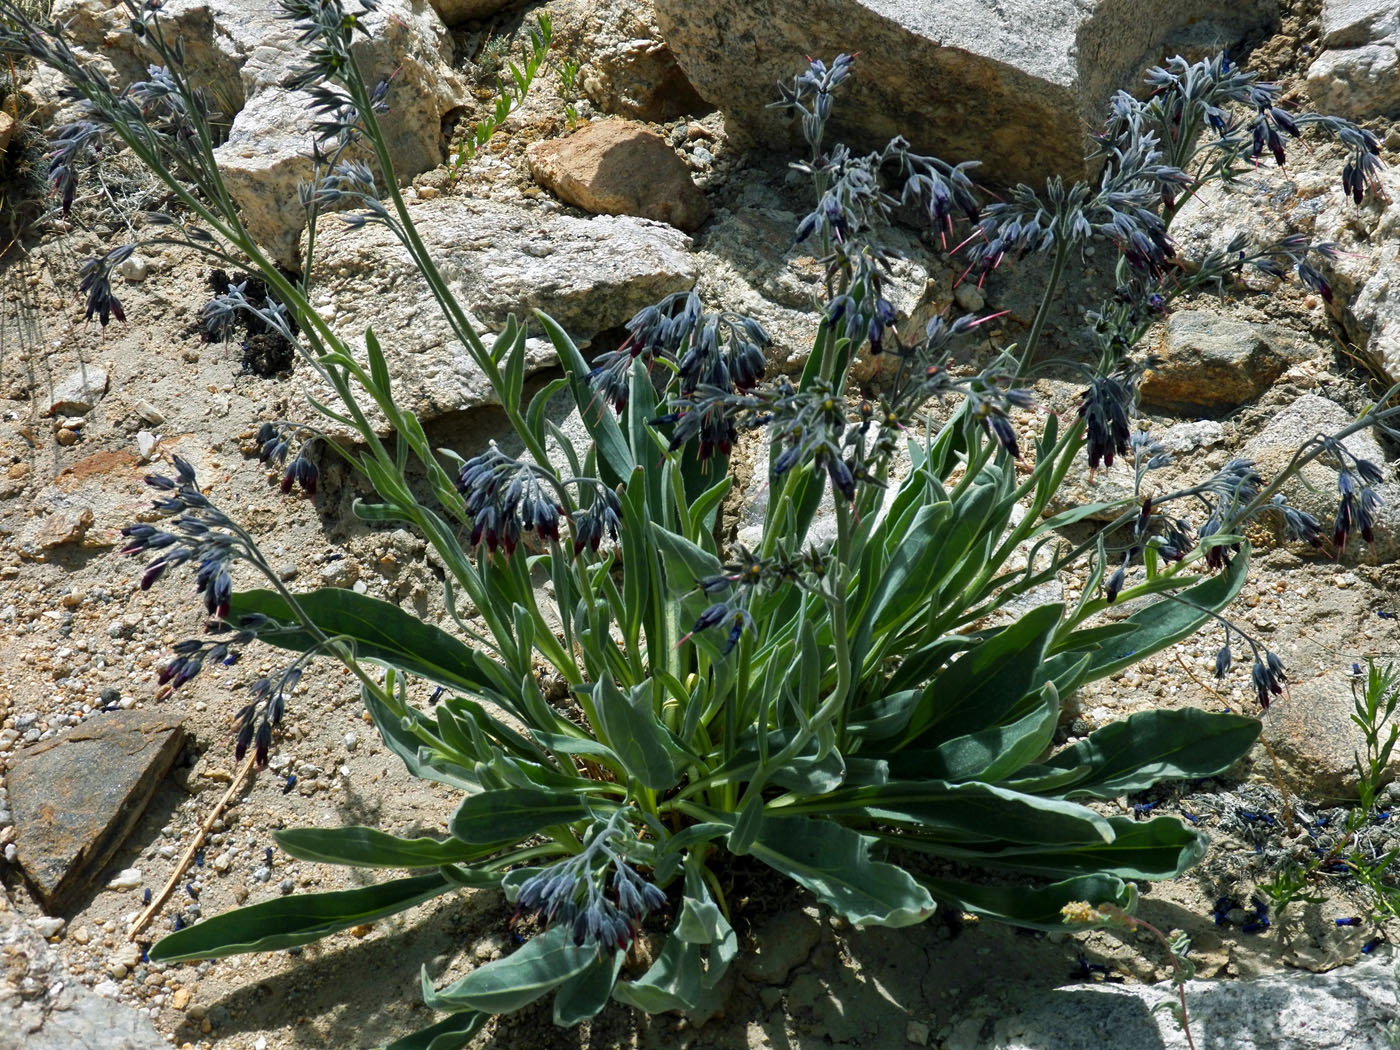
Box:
left=5, top=1, right=1398, bottom=1044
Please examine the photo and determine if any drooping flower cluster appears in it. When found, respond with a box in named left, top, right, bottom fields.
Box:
left=588, top=291, right=771, bottom=458
left=453, top=444, right=621, bottom=557
left=119, top=455, right=303, bottom=763
left=120, top=456, right=237, bottom=617
left=1318, top=436, right=1386, bottom=555
left=455, top=444, right=563, bottom=553
left=257, top=422, right=319, bottom=496
left=1077, top=364, right=1142, bottom=470
left=510, top=809, right=667, bottom=951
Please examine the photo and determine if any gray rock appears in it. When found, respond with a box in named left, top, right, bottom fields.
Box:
left=1306, top=43, right=1400, bottom=120
left=1347, top=236, right=1400, bottom=388
left=1306, top=0, right=1400, bottom=119
left=558, top=0, right=708, bottom=122
left=1321, top=0, right=1399, bottom=48
left=0, top=908, right=168, bottom=1050
left=1240, top=393, right=1399, bottom=565
left=8, top=710, right=186, bottom=910
left=1154, top=420, right=1225, bottom=454
left=307, top=195, right=696, bottom=424
left=47, top=364, right=108, bottom=416
left=654, top=0, right=1278, bottom=187
left=1140, top=311, right=1314, bottom=417
left=48, top=0, right=465, bottom=268
left=527, top=119, right=711, bottom=231
left=937, top=953, right=1399, bottom=1050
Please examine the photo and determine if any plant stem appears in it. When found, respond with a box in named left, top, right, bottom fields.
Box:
left=1017, top=236, right=1072, bottom=376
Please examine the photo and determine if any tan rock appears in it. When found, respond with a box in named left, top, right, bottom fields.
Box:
left=527, top=119, right=710, bottom=231
left=0, top=111, right=16, bottom=154
left=171, top=987, right=191, bottom=1011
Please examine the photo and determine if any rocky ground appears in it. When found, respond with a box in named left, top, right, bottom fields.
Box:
left=3, top=0, right=1400, bottom=1047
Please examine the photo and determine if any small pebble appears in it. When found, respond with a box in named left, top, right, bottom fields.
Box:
left=279, top=879, right=295, bottom=895
left=107, top=867, right=143, bottom=891
left=30, top=916, right=66, bottom=938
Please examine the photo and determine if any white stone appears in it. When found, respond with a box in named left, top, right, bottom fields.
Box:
left=106, top=867, right=143, bottom=891
left=48, top=364, right=109, bottom=416
left=937, top=953, right=1398, bottom=1050
left=115, top=254, right=149, bottom=282
left=306, top=195, right=696, bottom=429
left=29, top=916, right=66, bottom=938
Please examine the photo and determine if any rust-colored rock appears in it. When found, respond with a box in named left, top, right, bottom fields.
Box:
left=527, top=119, right=710, bottom=232
left=9, top=710, right=186, bottom=911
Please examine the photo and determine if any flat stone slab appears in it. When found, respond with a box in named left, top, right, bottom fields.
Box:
left=9, top=710, right=185, bottom=912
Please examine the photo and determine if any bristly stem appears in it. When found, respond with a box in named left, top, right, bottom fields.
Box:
left=1018, top=235, right=1072, bottom=377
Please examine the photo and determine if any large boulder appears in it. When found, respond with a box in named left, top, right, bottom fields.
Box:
left=1306, top=0, right=1400, bottom=119
left=653, top=0, right=1278, bottom=186
left=307, top=195, right=698, bottom=425
left=46, top=0, right=465, bottom=268
left=1140, top=311, right=1314, bottom=418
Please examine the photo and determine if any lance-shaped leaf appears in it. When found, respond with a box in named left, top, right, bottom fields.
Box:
left=231, top=588, right=510, bottom=697
left=380, top=1010, right=488, bottom=1050
left=450, top=788, right=590, bottom=844
left=275, top=826, right=509, bottom=869
left=151, top=872, right=455, bottom=962
left=745, top=815, right=936, bottom=927
left=422, top=925, right=597, bottom=1014
left=1079, top=545, right=1251, bottom=682
left=590, top=673, right=680, bottom=791
left=1043, top=708, right=1261, bottom=798
left=552, top=951, right=624, bottom=1027
left=919, top=873, right=1135, bottom=930
left=792, top=779, right=1114, bottom=847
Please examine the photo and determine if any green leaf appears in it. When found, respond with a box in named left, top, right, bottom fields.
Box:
left=450, top=788, right=589, bottom=844
left=591, top=674, right=680, bottom=791
left=919, top=873, right=1134, bottom=930
left=611, top=931, right=705, bottom=1013
left=350, top=499, right=416, bottom=525
left=365, top=327, right=392, bottom=396
left=952, top=815, right=1207, bottom=880
left=1081, top=545, right=1251, bottom=681
left=904, top=680, right=1059, bottom=783
left=151, top=872, right=455, bottom=962
left=552, top=951, right=624, bottom=1027
left=800, top=780, right=1114, bottom=847
left=423, top=926, right=596, bottom=1013
left=850, top=503, right=950, bottom=662
left=275, top=827, right=508, bottom=869
left=746, top=815, right=936, bottom=927
left=380, top=1011, right=488, bottom=1050
left=899, top=603, right=1063, bottom=746
left=1043, top=708, right=1261, bottom=798
left=231, top=588, right=508, bottom=698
